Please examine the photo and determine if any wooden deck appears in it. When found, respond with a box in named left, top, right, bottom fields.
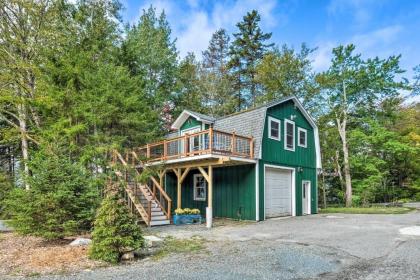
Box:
left=135, top=128, right=254, bottom=163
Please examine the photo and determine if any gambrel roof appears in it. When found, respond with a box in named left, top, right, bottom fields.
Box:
left=171, top=96, right=322, bottom=169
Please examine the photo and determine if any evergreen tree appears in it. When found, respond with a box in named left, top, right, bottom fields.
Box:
left=413, top=65, right=420, bottom=96
left=4, top=147, right=100, bottom=239
left=89, top=182, right=143, bottom=263
left=228, top=10, right=273, bottom=110
left=174, top=53, right=203, bottom=116
left=121, top=6, right=178, bottom=112
left=201, top=29, right=236, bottom=116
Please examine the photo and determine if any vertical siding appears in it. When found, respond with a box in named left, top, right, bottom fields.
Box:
left=262, top=100, right=316, bottom=169
left=165, top=164, right=256, bottom=220
left=180, top=116, right=202, bottom=131
left=259, top=100, right=318, bottom=218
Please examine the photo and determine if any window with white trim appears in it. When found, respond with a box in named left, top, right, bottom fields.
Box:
left=268, top=117, right=281, bottom=141
left=298, top=127, right=307, bottom=148
left=284, top=119, right=295, bottom=151
left=193, top=174, right=207, bottom=201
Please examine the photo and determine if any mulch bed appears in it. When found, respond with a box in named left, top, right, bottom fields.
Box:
left=0, top=233, right=105, bottom=276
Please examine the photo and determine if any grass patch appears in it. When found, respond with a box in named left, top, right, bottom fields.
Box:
left=152, top=236, right=206, bottom=260
left=320, top=207, right=414, bottom=214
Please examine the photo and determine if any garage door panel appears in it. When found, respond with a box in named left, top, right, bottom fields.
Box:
left=265, top=168, right=292, bottom=218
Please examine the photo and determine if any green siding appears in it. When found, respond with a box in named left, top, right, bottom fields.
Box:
left=165, top=164, right=256, bottom=220
left=258, top=100, right=318, bottom=219
left=258, top=160, right=318, bottom=220
left=262, top=100, right=316, bottom=169
left=180, top=116, right=202, bottom=131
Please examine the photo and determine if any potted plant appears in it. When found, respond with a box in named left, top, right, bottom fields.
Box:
left=173, top=208, right=202, bottom=225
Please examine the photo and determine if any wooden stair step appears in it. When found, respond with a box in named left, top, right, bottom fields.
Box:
left=150, top=220, right=170, bottom=226
left=151, top=215, right=168, bottom=221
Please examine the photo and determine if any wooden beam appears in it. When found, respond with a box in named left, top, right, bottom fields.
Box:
left=197, top=166, right=210, bottom=183
left=176, top=168, right=181, bottom=209
left=208, top=165, right=213, bottom=209
left=179, top=167, right=191, bottom=183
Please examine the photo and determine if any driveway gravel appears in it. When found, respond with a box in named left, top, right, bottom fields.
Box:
left=6, top=210, right=420, bottom=280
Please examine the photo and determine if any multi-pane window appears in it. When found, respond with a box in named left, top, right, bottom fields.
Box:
left=268, top=117, right=281, bottom=141
left=284, top=119, right=295, bottom=151
left=298, top=127, right=307, bottom=148
left=193, top=174, right=207, bottom=201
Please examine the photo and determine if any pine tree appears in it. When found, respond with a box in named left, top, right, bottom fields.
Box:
left=174, top=53, right=203, bottom=116
left=121, top=6, right=178, bottom=112
left=89, top=182, right=143, bottom=263
left=4, top=147, right=100, bottom=239
left=228, top=10, right=273, bottom=110
left=201, top=29, right=236, bottom=116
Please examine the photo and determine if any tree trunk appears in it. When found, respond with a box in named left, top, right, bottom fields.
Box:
left=342, top=134, right=352, bottom=207
left=17, top=103, right=30, bottom=190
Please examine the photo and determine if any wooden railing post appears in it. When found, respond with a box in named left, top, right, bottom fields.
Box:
left=147, top=201, right=152, bottom=226
left=184, top=134, right=188, bottom=156
left=250, top=137, right=254, bottom=158
left=232, top=131, right=236, bottom=154
left=209, top=127, right=213, bottom=153
left=163, top=140, right=167, bottom=160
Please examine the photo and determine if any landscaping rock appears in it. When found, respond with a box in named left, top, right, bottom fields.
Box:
left=121, top=251, right=135, bottom=261
left=0, top=220, right=13, bottom=232
left=399, top=226, right=420, bottom=236
left=143, top=235, right=163, bottom=248
left=69, top=238, right=92, bottom=246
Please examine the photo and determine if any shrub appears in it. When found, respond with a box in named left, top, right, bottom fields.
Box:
left=4, top=150, right=100, bottom=239
left=89, top=182, right=143, bottom=263
left=0, top=172, right=13, bottom=218
left=174, top=208, right=200, bottom=215
left=174, top=208, right=184, bottom=215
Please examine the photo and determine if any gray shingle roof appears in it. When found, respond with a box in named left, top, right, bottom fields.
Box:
left=214, top=106, right=267, bottom=158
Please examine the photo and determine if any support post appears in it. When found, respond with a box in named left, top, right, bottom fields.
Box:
left=176, top=168, right=182, bottom=209
left=206, top=165, right=213, bottom=228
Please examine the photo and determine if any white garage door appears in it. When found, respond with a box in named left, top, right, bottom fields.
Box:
left=265, top=168, right=292, bottom=218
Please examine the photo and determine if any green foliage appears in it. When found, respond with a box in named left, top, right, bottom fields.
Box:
left=228, top=10, right=274, bottom=110
left=0, top=171, right=13, bottom=218
left=89, top=183, right=143, bottom=263
left=4, top=149, right=100, bottom=239
left=255, top=44, right=317, bottom=107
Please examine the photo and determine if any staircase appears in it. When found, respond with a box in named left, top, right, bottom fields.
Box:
left=110, top=150, right=172, bottom=227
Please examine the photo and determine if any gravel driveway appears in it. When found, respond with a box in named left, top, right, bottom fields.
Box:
left=14, top=210, right=420, bottom=280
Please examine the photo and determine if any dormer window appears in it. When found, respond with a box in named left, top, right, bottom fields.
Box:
left=268, top=117, right=281, bottom=141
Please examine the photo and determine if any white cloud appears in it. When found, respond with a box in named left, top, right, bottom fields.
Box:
left=312, top=42, right=336, bottom=72
left=135, top=0, right=278, bottom=58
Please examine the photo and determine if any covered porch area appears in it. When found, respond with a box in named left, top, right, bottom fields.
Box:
left=148, top=156, right=257, bottom=227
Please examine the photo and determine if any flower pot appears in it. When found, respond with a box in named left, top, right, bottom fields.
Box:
left=173, top=214, right=202, bottom=225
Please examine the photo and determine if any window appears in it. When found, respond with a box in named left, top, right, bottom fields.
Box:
left=193, top=174, right=207, bottom=201
left=298, top=127, right=307, bottom=148
left=268, top=117, right=281, bottom=141
left=284, top=119, right=295, bottom=151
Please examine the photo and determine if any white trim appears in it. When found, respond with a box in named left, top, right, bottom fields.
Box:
left=302, top=180, right=311, bottom=215
left=259, top=96, right=322, bottom=168
left=171, top=110, right=214, bottom=130
left=255, top=161, right=259, bottom=221
left=268, top=116, right=281, bottom=141
left=297, top=127, right=307, bottom=148
left=284, top=119, right=295, bottom=152
left=193, top=174, right=207, bottom=201
left=263, top=164, right=296, bottom=219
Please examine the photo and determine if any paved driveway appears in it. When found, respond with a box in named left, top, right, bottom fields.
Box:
left=33, top=211, right=420, bottom=280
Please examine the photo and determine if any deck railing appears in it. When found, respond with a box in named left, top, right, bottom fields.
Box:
left=136, top=128, right=254, bottom=162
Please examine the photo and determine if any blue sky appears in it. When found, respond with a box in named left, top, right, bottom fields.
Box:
left=120, top=0, right=420, bottom=80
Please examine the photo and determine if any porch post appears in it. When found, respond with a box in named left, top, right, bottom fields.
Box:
left=176, top=168, right=182, bottom=209
left=206, top=165, right=213, bottom=228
